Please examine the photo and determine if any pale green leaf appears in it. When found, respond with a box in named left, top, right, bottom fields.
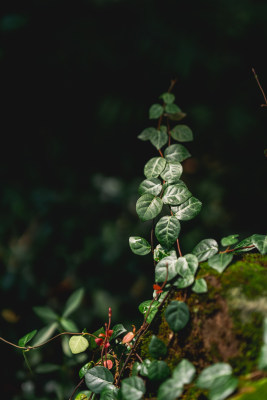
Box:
left=69, top=335, right=89, bottom=354
left=192, top=278, right=208, bottom=293
left=149, top=104, right=164, bottom=119
left=31, top=322, right=58, bottom=346
left=62, top=288, right=85, bottom=318
left=155, top=256, right=178, bottom=282
left=208, top=375, right=238, bottom=400
left=165, top=103, right=181, bottom=114
left=155, top=216, right=181, bottom=249
left=85, top=366, right=114, bottom=394
left=129, top=236, right=151, bottom=255
left=33, top=306, right=59, bottom=322
left=252, top=234, right=267, bottom=254
left=157, top=378, right=183, bottom=400
left=175, top=254, right=199, bottom=277
left=196, top=363, right=232, bottom=389
left=136, top=194, right=163, bottom=222
left=164, top=144, right=191, bottom=163
left=171, top=125, right=193, bottom=142
left=208, top=253, right=233, bottom=273
left=263, top=318, right=267, bottom=345
left=60, top=318, right=79, bottom=332
left=138, top=127, right=158, bottom=141
left=221, top=234, right=239, bottom=247
left=192, top=239, right=218, bottom=262
left=172, top=197, right=202, bottom=221
left=138, top=178, right=162, bottom=196
left=162, top=183, right=192, bottom=206
left=160, top=162, right=183, bottom=184
left=144, top=157, right=166, bottom=179
left=159, top=92, right=175, bottom=104
left=172, top=359, right=196, bottom=384
left=150, top=126, right=168, bottom=150
left=174, top=274, right=194, bottom=289
left=258, top=344, right=267, bottom=370
left=165, top=301, right=190, bottom=332
left=120, top=376, right=145, bottom=400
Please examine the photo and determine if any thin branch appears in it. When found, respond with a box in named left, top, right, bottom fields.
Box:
left=69, top=378, right=85, bottom=400
left=176, top=238, right=183, bottom=257
left=252, top=68, right=267, bottom=107
left=219, top=245, right=255, bottom=254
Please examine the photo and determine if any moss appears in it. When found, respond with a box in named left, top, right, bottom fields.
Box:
left=229, top=378, right=267, bottom=399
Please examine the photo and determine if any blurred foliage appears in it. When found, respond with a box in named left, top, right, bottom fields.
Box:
left=0, top=0, right=266, bottom=398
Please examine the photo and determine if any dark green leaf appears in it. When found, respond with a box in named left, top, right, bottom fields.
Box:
left=18, top=330, right=38, bottom=347
left=149, top=104, right=164, bottom=119
left=150, top=127, right=168, bottom=150
left=85, top=366, right=114, bottom=394
left=196, top=363, right=232, bottom=389
left=155, top=216, right=181, bottom=249
left=149, top=335, right=167, bottom=358
left=33, top=306, right=59, bottom=323
left=168, top=111, right=187, bottom=121
left=164, top=144, right=191, bottom=163
left=165, top=301, right=190, bottom=332
left=69, top=335, right=89, bottom=354
left=159, top=92, right=175, bottom=104
left=136, top=194, right=163, bottom=222
left=144, top=157, right=166, bottom=179
left=172, top=197, right=202, bottom=221
left=208, top=253, right=233, bottom=273
left=208, top=375, right=238, bottom=400
left=138, top=178, right=162, bottom=196
left=147, top=360, right=170, bottom=381
left=79, top=362, right=95, bottom=379
left=172, top=359, right=196, bottom=384
left=160, top=162, right=183, bottom=184
left=35, top=363, right=60, bottom=374
left=138, top=300, right=160, bottom=323
left=192, top=239, right=218, bottom=262
left=110, top=324, right=127, bottom=341
left=252, top=234, right=267, bottom=254
left=62, top=288, right=85, bottom=318
left=192, top=278, right=208, bottom=293
left=153, top=244, right=177, bottom=262
left=129, top=236, right=151, bottom=256
left=155, top=256, right=178, bottom=282
left=100, top=385, right=119, bottom=400
left=171, top=125, right=193, bottom=142
left=157, top=378, right=183, bottom=400
left=221, top=234, right=239, bottom=247
left=162, top=183, right=192, bottom=206
left=165, top=104, right=181, bottom=114
left=138, top=127, right=158, bottom=141
left=31, top=322, right=58, bottom=346
left=120, top=376, right=145, bottom=400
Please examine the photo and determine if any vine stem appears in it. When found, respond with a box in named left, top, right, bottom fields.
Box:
left=252, top=68, right=267, bottom=107
left=0, top=331, right=97, bottom=351
left=219, top=245, right=255, bottom=254
left=69, top=378, right=85, bottom=400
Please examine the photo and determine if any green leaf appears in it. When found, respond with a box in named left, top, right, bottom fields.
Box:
left=75, top=392, right=91, bottom=400
left=150, top=126, right=168, bottom=150
left=168, top=111, right=187, bottom=121
left=138, top=300, right=160, bottom=323
left=172, top=197, right=202, bottom=221
left=153, top=244, right=177, bottom=262
left=208, top=375, right=239, bottom=400
left=132, top=362, right=141, bottom=376
left=129, top=236, right=151, bottom=256
left=138, top=178, right=162, bottom=196
left=162, top=183, right=192, bottom=205
left=144, top=157, right=166, bottom=179
left=155, top=256, right=178, bottom=282
left=258, top=344, right=267, bottom=370
left=159, top=92, right=175, bottom=104
left=110, top=324, right=127, bottom=341
left=171, top=125, right=193, bottom=142
left=136, top=194, right=163, bottom=222
left=85, top=366, right=114, bottom=394
left=35, top=363, right=61, bottom=374
left=221, top=234, right=239, bottom=247
left=138, top=127, right=158, bottom=141
left=157, top=378, right=183, bottom=400
left=79, top=362, right=95, bottom=379
left=192, top=239, right=218, bottom=262
left=176, top=254, right=199, bottom=277
left=140, top=359, right=152, bottom=376
left=192, top=278, right=208, bottom=293
left=165, top=103, right=181, bottom=114
left=263, top=318, right=267, bottom=345
left=33, top=306, right=59, bottom=323
left=233, top=235, right=255, bottom=253
left=120, top=376, right=145, bottom=400
left=164, top=144, right=191, bottom=163
left=208, top=253, right=233, bottom=273
left=160, top=162, right=183, bottom=184
left=172, top=359, right=196, bottom=384
left=147, top=360, right=170, bottom=381
left=196, top=363, right=233, bottom=389
left=148, top=335, right=167, bottom=358
left=69, top=335, right=89, bottom=354
left=100, top=385, right=119, bottom=400
left=155, top=216, right=181, bottom=249
left=149, top=104, right=164, bottom=119
left=252, top=234, right=267, bottom=254
left=165, top=301, right=190, bottom=332
left=60, top=318, right=79, bottom=332
left=31, top=322, right=58, bottom=346
left=18, top=330, right=38, bottom=347
left=174, top=274, right=194, bottom=289
left=62, top=288, right=85, bottom=318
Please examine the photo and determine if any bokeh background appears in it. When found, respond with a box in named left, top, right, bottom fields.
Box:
left=0, top=0, right=266, bottom=398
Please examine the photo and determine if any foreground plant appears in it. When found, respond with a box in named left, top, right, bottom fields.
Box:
left=1, top=81, right=266, bottom=400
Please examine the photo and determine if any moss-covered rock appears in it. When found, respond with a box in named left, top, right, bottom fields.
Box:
left=138, top=254, right=267, bottom=399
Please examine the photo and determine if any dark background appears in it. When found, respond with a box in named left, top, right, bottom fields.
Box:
left=0, top=0, right=266, bottom=398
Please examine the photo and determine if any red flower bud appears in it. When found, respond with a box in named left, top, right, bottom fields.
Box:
left=95, top=338, right=103, bottom=346
left=103, top=359, right=113, bottom=370
left=104, top=342, right=110, bottom=348
left=107, top=329, right=113, bottom=337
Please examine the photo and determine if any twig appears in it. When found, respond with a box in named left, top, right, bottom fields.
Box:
left=252, top=68, right=267, bottom=107
left=69, top=378, right=85, bottom=400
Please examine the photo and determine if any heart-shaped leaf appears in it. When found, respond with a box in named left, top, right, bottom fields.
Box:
left=150, top=126, right=168, bottom=150
left=148, top=335, right=167, bottom=359
left=136, top=194, right=163, bottom=222
left=155, top=256, right=178, bottom=282
left=155, top=216, right=181, bottom=249
left=69, top=335, right=89, bottom=354
left=192, top=278, right=208, bottom=293
left=129, top=236, right=151, bottom=256
left=208, top=253, right=233, bottom=273
left=172, top=359, right=196, bottom=385
left=192, top=239, right=218, bottom=262
left=165, top=301, right=190, bottom=332
left=85, top=366, right=114, bottom=394
left=157, top=378, right=183, bottom=400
